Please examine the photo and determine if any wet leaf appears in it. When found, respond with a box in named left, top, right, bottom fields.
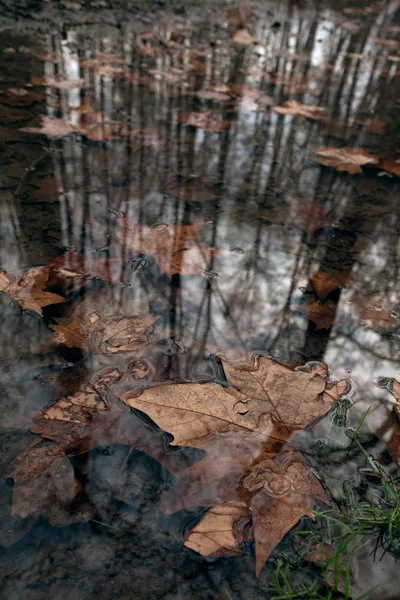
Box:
left=0, top=266, right=67, bottom=315
left=50, top=308, right=158, bottom=353
left=232, top=29, right=257, bottom=46
left=244, top=454, right=328, bottom=576
left=185, top=505, right=250, bottom=557
left=7, top=446, right=81, bottom=525
left=21, top=116, right=79, bottom=138
left=311, top=272, right=349, bottom=302
left=227, top=0, right=253, bottom=35
left=374, top=154, right=400, bottom=178
left=313, top=146, right=379, bottom=174
left=3, top=87, right=43, bottom=106
left=164, top=174, right=218, bottom=203
left=31, top=75, right=85, bottom=89
left=293, top=299, right=337, bottom=330
left=272, top=100, right=327, bottom=121
left=178, top=109, right=231, bottom=133
left=124, top=356, right=342, bottom=573
left=116, top=217, right=209, bottom=278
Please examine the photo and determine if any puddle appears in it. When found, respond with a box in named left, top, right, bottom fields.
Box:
left=1, top=0, right=400, bottom=598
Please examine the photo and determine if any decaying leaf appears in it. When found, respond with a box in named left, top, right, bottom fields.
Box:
left=232, top=29, right=257, bottom=46
left=178, top=109, right=231, bottom=133
left=7, top=446, right=81, bottom=525
left=244, top=453, right=328, bottom=576
left=21, top=116, right=79, bottom=138
left=124, top=355, right=342, bottom=573
left=50, top=308, right=158, bottom=353
left=310, top=271, right=350, bottom=302
left=185, top=505, right=250, bottom=557
left=164, top=174, right=218, bottom=203
left=294, top=299, right=337, bottom=330
left=272, top=100, right=327, bottom=121
left=115, top=217, right=209, bottom=278
left=0, top=266, right=66, bottom=315
left=313, top=146, right=379, bottom=174
left=31, top=75, right=85, bottom=89
left=227, top=0, right=253, bottom=35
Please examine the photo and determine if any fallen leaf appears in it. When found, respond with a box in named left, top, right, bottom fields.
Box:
left=7, top=446, right=81, bottom=524
left=115, top=217, right=209, bottom=278
left=3, top=87, right=43, bottom=106
left=310, top=272, right=350, bottom=302
left=185, top=505, right=250, bottom=557
left=244, top=453, right=328, bottom=576
left=313, top=146, right=379, bottom=174
left=374, top=154, right=400, bottom=178
left=0, top=266, right=67, bottom=315
left=31, top=75, right=85, bottom=89
left=50, top=307, right=158, bottom=352
left=272, top=100, right=327, bottom=121
left=21, top=116, right=79, bottom=138
left=227, top=0, right=253, bottom=35
left=178, top=109, right=231, bottom=133
left=164, top=174, right=218, bottom=203
left=30, top=376, right=190, bottom=475
left=375, top=38, right=400, bottom=49
left=293, top=300, right=337, bottom=330
left=232, top=29, right=257, bottom=46
left=196, top=90, right=231, bottom=102
left=124, top=355, right=341, bottom=573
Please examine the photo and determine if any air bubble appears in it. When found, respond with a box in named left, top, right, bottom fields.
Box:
left=130, top=258, right=148, bottom=272
left=333, top=415, right=346, bottom=427
left=202, top=269, right=220, bottom=280
left=374, top=304, right=383, bottom=312
left=339, top=395, right=352, bottom=407
left=299, top=286, right=307, bottom=293
left=230, top=246, right=244, bottom=254
left=391, top=311, right=399, bottom=319
left=150, top=223, right=169, bottom=231
left=315, top=439, right=327, bottom=449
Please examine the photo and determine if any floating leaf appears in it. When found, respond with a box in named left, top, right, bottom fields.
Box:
left=313, top=146, right=378, bottom=174
left=272, top=100, right=327, bottom=121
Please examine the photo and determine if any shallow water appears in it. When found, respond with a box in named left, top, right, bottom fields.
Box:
left=1, top=0, right=400, bottom=598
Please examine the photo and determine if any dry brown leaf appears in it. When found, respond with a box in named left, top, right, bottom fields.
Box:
left=272, top=100, right=327, bottom=121
left=0, top=266, right=67, bottom=315
left=7, top=446, right=81, bottom=525
left=313, top=146, right=378, bottom=174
